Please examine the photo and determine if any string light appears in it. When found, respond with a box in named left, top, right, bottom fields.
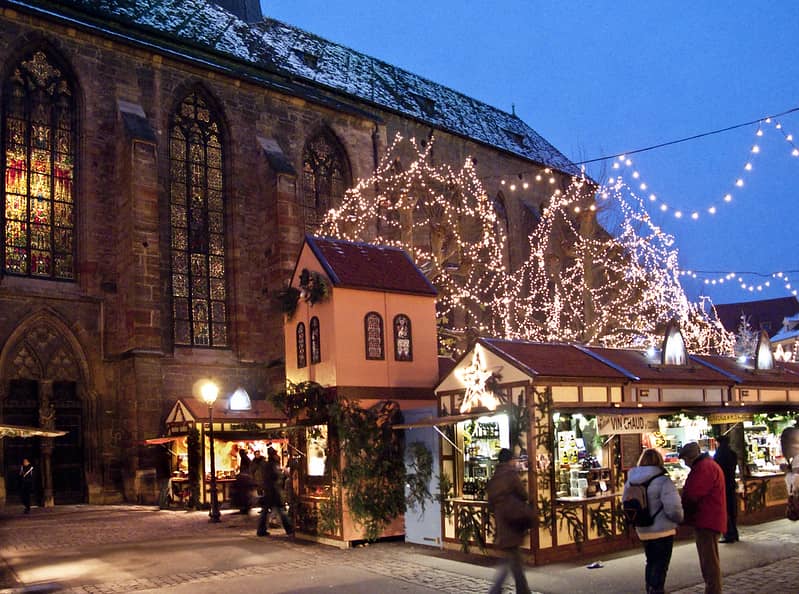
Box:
left=503, top=175, right=733, bottom=354
left=320, top=133, right=509, bottom=343
left=678, top=269, right=798, bottom=297
left=608, top=123, right=767, bottom=221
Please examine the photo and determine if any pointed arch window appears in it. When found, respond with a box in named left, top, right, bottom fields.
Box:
left=301, top=132, right=349, bottom=231
left=310, top=316, right=321, bottom=364
left=2, top=50, right=76, bottom=279
left=296, top=322, right=307, bottom=368
left=364, top=312, right=385, bottom=360
left=393, top=314, right=413, bottom=361
left=169, top=90, right=227, bottom=347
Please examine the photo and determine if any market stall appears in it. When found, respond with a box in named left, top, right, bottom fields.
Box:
left=148, top=397, right=288, bottom=508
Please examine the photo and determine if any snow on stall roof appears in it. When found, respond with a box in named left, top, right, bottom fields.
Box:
left=38, top=0, right=580, bottom=176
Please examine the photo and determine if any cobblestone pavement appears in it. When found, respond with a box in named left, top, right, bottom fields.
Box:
left=2, top=505, right=799, bottom=593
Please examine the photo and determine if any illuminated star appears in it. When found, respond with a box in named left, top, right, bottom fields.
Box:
left=458, top=347, right=497, bottom=413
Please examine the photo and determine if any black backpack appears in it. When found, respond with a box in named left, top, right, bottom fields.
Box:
left=622, top=471, right=665, bottom=527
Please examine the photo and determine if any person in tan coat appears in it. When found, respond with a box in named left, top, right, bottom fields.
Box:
left=486, top=448, right=532, bottom=594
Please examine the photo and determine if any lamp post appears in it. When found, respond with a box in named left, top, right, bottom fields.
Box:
left=200, top=381, right=221, bottom=523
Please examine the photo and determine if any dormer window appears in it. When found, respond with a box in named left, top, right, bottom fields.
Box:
left=229, top=387, right=251, bottom=411
left=661, top=321, right=687, bottom=366
left=502, top=127, right=526, bottom=147
left=411, top=93, right=436, bottom=117
left=293, top=48, right=319, bottom=69
left=755, top=331, right=775, bottom=370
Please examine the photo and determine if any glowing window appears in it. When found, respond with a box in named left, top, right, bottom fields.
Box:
left=365, top=312, right=385, bottom=360
left=296, top=322, right=307, bottom=368
left=307, top=424, right=328, bottom=477
left=393, top=314, right=413, bottom=361
left=662, top=322, right=687, bottom=366
left=310, top=316, right=321, bottom=364
left=169, top=90, right=227, bottom=347
left=3, top=50, right=76, bottom=279
left=755, top=332, right=775, bottom=370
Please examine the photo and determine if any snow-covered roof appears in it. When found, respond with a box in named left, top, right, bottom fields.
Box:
left=22, top=0, right=581, bottom=176
left=771, top=328, right=799, bottom=344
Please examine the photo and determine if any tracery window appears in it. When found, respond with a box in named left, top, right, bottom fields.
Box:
left=301, top=132, right=348, bottom=231
left=296, top=322, right=307, bottom=368
left=393, top=314, right=413, bottom=361
left=310, top=316, right=321, bottom=364
left=364, top=312, right=385, bottom=360
left=2, top=50, right=76, bottom=279
left=169, top=90, right=227, bottom=347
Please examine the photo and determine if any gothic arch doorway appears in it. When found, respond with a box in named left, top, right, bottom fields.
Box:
left=1, top=311, right=90, bottom=505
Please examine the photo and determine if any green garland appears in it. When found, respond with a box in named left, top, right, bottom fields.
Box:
left=406, top=441, right=434, bottom=514
left=276, top=269, right=330, bottom=319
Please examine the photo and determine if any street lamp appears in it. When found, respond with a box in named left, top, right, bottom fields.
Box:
left=200, top=380, right=221, bottom=523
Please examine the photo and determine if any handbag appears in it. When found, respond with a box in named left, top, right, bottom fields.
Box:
left=505, top=495, right=536, bottom=531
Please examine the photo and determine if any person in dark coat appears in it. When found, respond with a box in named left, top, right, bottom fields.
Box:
left=19, top=458, right=34, bottom=514
left=713, top=434, right=740, bottom=543
left=256, top=447, right=293, bottom=537
left=231, top=448, right=253, bottom=514
left=486, top=448, right=532, bottom=594
left=680, top=442, right=727, bottom=594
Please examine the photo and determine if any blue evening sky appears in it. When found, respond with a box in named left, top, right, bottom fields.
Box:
left=262, top=1, right=799, bottom=305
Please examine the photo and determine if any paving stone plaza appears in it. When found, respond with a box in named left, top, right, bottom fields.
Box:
left=1, top=505, right=799, bottom=593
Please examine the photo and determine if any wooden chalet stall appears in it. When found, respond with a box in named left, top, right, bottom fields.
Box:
left=149, top=394, right=287, bottom=508
left=428, top=322, right=799, bottom=564
left=283, top=235, right=439, bottom=546
left=692, top=332, right=799, bottom=522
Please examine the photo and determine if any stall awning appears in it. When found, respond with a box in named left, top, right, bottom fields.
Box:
left=0, top=424, right=67, bottom=438
left=142, top=436, right=181, bottom=445
left=393, top=410, right=494, bottom=430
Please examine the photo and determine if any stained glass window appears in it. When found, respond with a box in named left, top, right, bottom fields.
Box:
left=393, top=314, right=413, bottom=361
left=2, top=50, right=75, bottom=279
left=301, top=132, right=348, bottom=231
left=364, top=312, right=384, bottom=360
left=170, top=90, right=227, bottom=347
left=296, top=322, right=307, bottom=368
left=310, top=316, right=321, bottom=364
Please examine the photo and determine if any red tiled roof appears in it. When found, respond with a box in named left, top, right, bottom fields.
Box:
left=714, top=296, right=799, bottom=333
left=692, top=354, right=799, bottom=387
left=306, top=236, right=437, bottom=296
left=480, top=339, right=631, bottom=381
left=584, top=346, right=732, bottom=384
left=178, top=398, right=286, bottom=421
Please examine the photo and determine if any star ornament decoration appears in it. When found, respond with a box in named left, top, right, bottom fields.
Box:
left=458, top=347, right=499, bottom=414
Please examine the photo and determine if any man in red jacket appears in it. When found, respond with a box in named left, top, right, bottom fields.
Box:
left=680, top=442, right=727, bottom=594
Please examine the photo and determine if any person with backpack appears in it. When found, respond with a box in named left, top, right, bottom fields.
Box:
left=679, top=441, right=726, bottom=594
left=623, top=448, right=684, bottom=594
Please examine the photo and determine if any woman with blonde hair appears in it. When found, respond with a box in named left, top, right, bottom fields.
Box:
left=623, top=448, right=684, bottom=594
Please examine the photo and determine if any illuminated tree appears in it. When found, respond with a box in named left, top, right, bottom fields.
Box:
left=319, top=135, right=508, bottom=351
left=503, top=177, right=734, bottom=354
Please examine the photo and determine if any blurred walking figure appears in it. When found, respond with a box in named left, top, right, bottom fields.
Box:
left=486, top=448, right=533, bottom=594
left=623, top=448, right=684, bottom=594
left=19, top=458, right=34, bottom=514
left=256, top=447, right=293, bottom=537
left=680, top=442, right=726, bottom=594
left=713, top=435, right=740, bottom=542
left=231, top=448, right=253, bottom=514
